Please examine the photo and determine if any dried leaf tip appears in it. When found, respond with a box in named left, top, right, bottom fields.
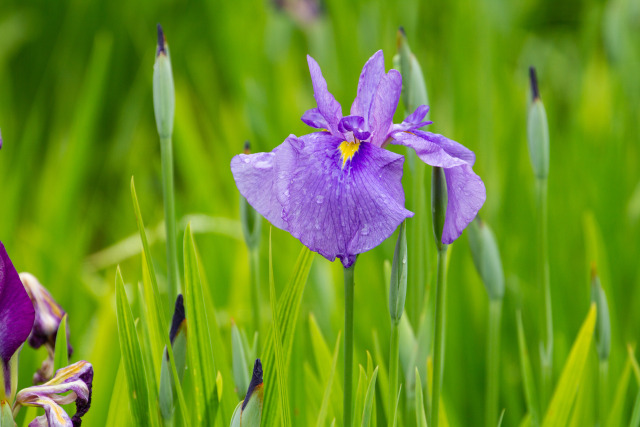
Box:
left=157, top=24, right=167, bottom=57
left=242, top=359, right=263, bottom=410
left=396, top=26, right=406, bottom=49
left=529, top=66, right=540, bottom=101
left=244, top=140, right=251, bottom=154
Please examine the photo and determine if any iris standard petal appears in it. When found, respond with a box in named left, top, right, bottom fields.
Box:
left=368, top=69, right=402, bottom=147
left=413, top=130, right=476, bottom=166
left=0, top=242, right=35, bottom=398
left=277, top=132, right=413, bottom=267
left=390, top=131, right=469, bottom=168
left=307, top=55, right=342, bottom=136
left=350, top=50, right=385, bottom=128
left=16, top=360, right=93, bottom=427
left=301, top=108, right=329, bottom=130
left=388, top=105, right=432, bottom=134
left=338, top=115, right=371, bottom=141
left=231, top=143, right=291, bottom=230
left=442, top=164, right=487, bottom=244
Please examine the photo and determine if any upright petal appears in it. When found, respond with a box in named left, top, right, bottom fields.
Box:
left=350, top=50, right=385, bottom=128
left=301, top=108, right=329, bottom=130
left=16, top=361, right=93, bottom=427
left=307, top=55, right=342, bottom=136
left=442, top=164, right=486, bottom=244
left=0, top=243, right=35, bottom=400
left=388, top=105, right=432, bottom=134
left=368, top=70, right=402, bottom=147
left=231, top=144, right=291, bottom=230
left=390, top=131, right=469, bottom=168
left=277, top=133, right=413, bottom=267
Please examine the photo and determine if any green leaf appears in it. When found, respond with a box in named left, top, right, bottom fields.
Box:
left=317, top=333, right=341, bottom=427
left=497, top=409, right=506, bottom=427
left=53, top=314, right=69, bottom=371
left=183, top=223, right=218, bottom=425
left=606, top=355, right=631, bottom=427
left=309, top=313, right=343, bottom=421
left=269, top=229, right=292, bottom=427
left=261, top=243, right=315, bottom=427
left=105, top=361, right=133, bottom=427
left=414, top=368, right=427, bottom=427
left=389, top=221, right=408, bottom=323
left=362, top=367, right=379, bottom=427
left=115, top=267, right=152, bottom=426
left=630, top=388, right=640, bottom=427
left=392, top=384, right=402, bottom=427
left=354, top=365, right=368, bottom=427
left=517, top=311, right=540, bottom=426
left=542, top=304, right=597, bottom=427
left=232, top=322, right=250, bottom=397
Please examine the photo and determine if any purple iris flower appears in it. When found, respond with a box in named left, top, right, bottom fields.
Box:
left=231, top=51, right=485, bottom=267
left=0, top=243, right=93, bottom=426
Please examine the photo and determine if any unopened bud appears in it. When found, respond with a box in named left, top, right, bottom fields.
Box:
left=388, top=221, right=408, bottom=323
left=468, top=218, right=505, bottom=300
left=396, top=28, right=429, bottom=113
left=153, top=24, right=175, bottom=140
left=527, top=67, right=549, bottom=180
left=431, top=167, right=447, bottom=251
left=590, top=265, right=611, bottom=361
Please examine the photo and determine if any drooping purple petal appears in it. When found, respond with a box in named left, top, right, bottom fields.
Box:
left=350, top=50, right=385, bottom=129
left=368, top=69, right=402, bottom=147
left=301, top=108, right=329, bottom=130
left=413, top=130, right=476, bottom=166
left=16, top=360, right=93, bottom=427
left=388, top=105, right=432, bottom=134
left=307, top=55, right=342, bottom=136
left=390, top=131, right=470, bottom=168
left=0, top=242, right=35, bottom=398
left=231, top=142, right=292, bottom=230
left=275, top=132, right=413, bottom=267
left=441, top=164, right=486, bottom=244
left=338, top=115, right=370, bottom=141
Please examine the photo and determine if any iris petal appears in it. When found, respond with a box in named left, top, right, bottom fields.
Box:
left=0, top=243, right=35, bottom=399
left=442, top=164, right=486, bottom=244
left=368, top=69, right=402, bottom=147
left=390, top=131, right=469, bottom=168
left=301, top=108, right=329, bottom=130
left=306, top=55, right=342, bottom=136
left=350, top=50, right=385, bottom=129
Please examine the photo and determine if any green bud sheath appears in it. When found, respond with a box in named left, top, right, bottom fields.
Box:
left=431, top=167, right=447, bottom=252
left=591, top=267, right=611, bottom=361
left=388, top=221, right=408, bottom=323
left=396, top=27, right=429, bottom=112
left=468, top=218, right=505, bottom=300
left=154, top=25, right=175, bottom=140
left=527, top=67, right=549, bottom=180
left=1, top=400, right=13, bottom=426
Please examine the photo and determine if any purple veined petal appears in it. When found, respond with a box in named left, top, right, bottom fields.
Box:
left=231, top=143, right=291, bottom=230
left=441, top=163, right=486, bottom=244
left=388, top=105, right=433, bottom=134
left=0, top=242, right=35, bottom=399
left=276, top=132, right=413, bottom=267
left=368, top=69, right=402, bottom=147
left=350, top=50, right=385, bottom=129
left=413, top=130, right=476, bottom=166
left=338, top=115, right=371, bottom=141
left=301, top=108, right=329, bottom=130
left=390, top=131, right=469, bottom=168
left=307, top=55, right=342, bottom=136
left=16, top=360, right=93, bottom=427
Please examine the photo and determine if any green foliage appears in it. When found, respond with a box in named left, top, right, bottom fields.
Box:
left=53, top=314, right=69, bottom=371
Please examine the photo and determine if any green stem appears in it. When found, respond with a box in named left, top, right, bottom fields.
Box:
left=536, top=178, right=552, bottom=410
left=160, top=136, right=180, bottom=302
left=431, top=247, right=448, bottom=427
left=344, top=263, right=356, bottom=427
left=486, top=299, right=502, bottom=427
left=389, top=321, right=400, bottom=425
left=249, top=247, right=261, bottom=341
left=598, top=360, right=608, bottom=425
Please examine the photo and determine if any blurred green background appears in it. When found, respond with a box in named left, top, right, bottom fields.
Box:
left=1, top=0, right=639, bottom=425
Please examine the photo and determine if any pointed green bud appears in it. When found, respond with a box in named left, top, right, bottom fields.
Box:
left=431, top=167, right=447, bottom=252
left=239, top=142, right=263, bottom=250
left=388, top=221, right=408, bottom=324
left=590, top=265, right=611, bottom=361
left=153, top=24, right=175, bottom=140
left=230, top=359, right=263, bottom=427
left=527, top=67, right=549, bottom=180
left=468, top=218, right=505, bottom=300
left=159, top=294, right=187, bottom=419
left=396, top=27, right=429, bottom=112
left=0, top=400, right=13, bottom=426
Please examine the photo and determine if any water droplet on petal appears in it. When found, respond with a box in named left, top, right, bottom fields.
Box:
left=316, top=195, right=324, bottom=204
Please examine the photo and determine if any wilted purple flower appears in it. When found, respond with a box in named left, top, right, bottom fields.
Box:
left=15, top=360, right=93, bottom=427
left=231, top=51, right=485, bottom=267
left=20, top=273, right=73, bottom=384
left=0, top=243, right=35, bottom=402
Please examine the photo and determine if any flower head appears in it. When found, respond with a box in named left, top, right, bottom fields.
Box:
left=231, top=51, right=485, bottom=267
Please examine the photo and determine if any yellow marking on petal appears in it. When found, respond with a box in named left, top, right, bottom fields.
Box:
left=339, top=141, right=360, bottom=168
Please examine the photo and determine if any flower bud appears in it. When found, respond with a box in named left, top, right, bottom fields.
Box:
left=527, top=67, right=549, bottom=180
left=468, top=218, right=505, bottom=300
left=431, top=167, right=447, bottom=251
left=388, top=221, right=408, bottom=324
left=396, top=27, right=429, bottom=113
left=159, top=294, right=187, bottom=419
left=230, top=359, right=263, bottom=427
left=153, top=24, right=175, bottom=140
left=590, top=265, right=611, bottom=361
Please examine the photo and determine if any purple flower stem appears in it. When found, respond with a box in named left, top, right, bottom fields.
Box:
left=343, top=262, right=356, bottom=427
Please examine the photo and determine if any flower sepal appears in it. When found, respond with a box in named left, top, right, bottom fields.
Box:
left=1, top=399, right=14, bottom=427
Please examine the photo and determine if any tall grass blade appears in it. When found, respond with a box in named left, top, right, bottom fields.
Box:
left=362, top=367, right=379, bottom=427
left=414, top=368, right=427, bottom=427
left=517, top=311, right=540, bottom=426
left=53, top=314, right=69, bottom=371
left=105, top=361, right=133, bottom=427
left=317, top=333, right=341, bottom=427
left=606, top=356, right=632, bottom=427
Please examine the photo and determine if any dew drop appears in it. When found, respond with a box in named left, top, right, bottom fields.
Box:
left=316, top=195, right=324, bottom=204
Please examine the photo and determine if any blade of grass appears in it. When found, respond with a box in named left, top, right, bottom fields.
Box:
left=317, top=333, right=341, bottom=427
left=606, top=355, right=632, bottom=427
left=542, top=304, right=597, bottom=427
left=517, top=311, right=540, bottom=426
left=362, top=367, right=379, bottom=427
left=269, top=229, right=292, bottom=427
left=415, top=368, right=427, bottom=427
left=53, top=314, right=69, bottom=371
left=105, top=361, right=133, bottom=427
